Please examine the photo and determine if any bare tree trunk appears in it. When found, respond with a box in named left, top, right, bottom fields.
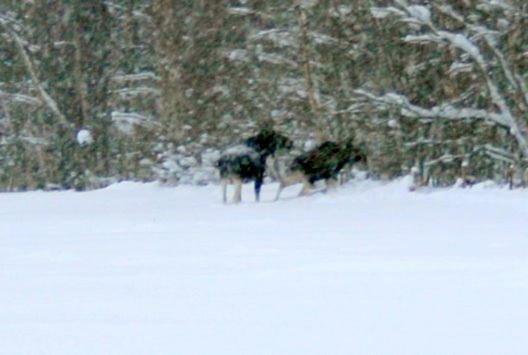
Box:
left=296, top=4, right=319, bottom=113
left=151, top=0, right=187, bottom=143
left=73, top=29, right=89, bottom=130
left=295, top=3, right=325, bottom=141
left=0, top=17, right=69, bottom=128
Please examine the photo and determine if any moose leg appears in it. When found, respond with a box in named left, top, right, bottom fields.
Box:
left=275, top=171, right=303, bottom=201
left=254, top=175, right=263, bottom=202
left=233, top=178, right=242, bottom=203
left=299, top=178, right=312, bottom=196
left=221, top=179, right=228, bottom=204
left=274, top=182, right=285, bottom=201
left=272, top=158, right=285, bottom=201
left=325, top=178, right=338, bottom=191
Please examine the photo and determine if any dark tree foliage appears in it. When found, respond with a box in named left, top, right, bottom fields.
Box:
left=0, top=1, right=527, bottom=190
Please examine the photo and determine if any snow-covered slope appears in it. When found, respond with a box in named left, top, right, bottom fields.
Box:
left=1, top=179, right=528, bottom=355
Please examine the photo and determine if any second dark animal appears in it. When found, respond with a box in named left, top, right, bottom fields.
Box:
left=274, top=140, right=365, bottom=200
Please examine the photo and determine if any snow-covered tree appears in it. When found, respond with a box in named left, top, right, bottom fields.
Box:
left=358, top=0, right=528, bottom=185
left=1, top=0, right=526, bottom=190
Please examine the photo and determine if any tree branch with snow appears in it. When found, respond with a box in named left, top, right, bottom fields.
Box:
left=367, top=0, right=528, bottom=159
left=0, top=14, right=70, bottom=128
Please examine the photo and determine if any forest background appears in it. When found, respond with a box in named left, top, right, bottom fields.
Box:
left=0, top=0, right=526, bottom=191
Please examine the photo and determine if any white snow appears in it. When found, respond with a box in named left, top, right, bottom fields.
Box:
left=226, top=7, right=253, bottom=16
left=299, top=0, right=318, bottom=9
left=111, top=111, right=157, bottom=135
left=309, top=32, right=338, bottom=45
left=371, top=6, right=405, bottom=19
left=226, top=49, right=249, bottom=62
left=115, top=87, right=161, bottom=99
left=388, top=118, right=399, bottom=128
left=449, top=33, right=485, bottom=63
left=2, top=179, right=528, bottom=355
left=406, top=5, right=431, bottom=24
left=112, top=72, right=160, bottom=83
left=448, top=61, right=473, bottom=76
left=223, top=144, right=257, bottom=157
left=355, top=89, right=510, bottom=126
left=252, top=29, right=296, bottom=49
left=0, top=91, right=40, bottom=106
left=76, top=129, right=93, bottom=146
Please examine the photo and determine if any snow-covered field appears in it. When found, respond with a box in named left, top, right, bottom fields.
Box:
left=1, top=178, right=528, bottom=355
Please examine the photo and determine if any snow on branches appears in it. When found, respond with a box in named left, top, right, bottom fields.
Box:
left=365, top=0, right=528, bottom=159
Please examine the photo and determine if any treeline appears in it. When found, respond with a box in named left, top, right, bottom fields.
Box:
left=0, top=0, right=527, bottom=191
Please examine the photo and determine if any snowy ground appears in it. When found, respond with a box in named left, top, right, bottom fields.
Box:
left=1, top=178, right=528, bottom=355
